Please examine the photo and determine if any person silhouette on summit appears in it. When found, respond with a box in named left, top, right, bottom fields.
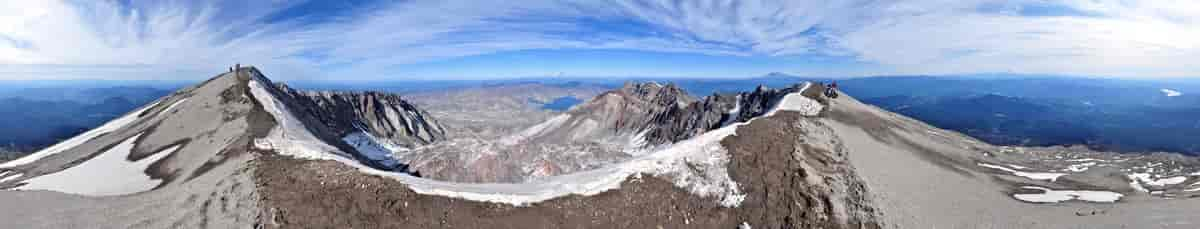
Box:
left=825, top=81, right=840, bottom=98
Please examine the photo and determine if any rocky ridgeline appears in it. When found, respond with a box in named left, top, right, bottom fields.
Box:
left=517, top=81, right=807, bottom=147
left=566, top=81, right=805, bottom=146
left=275, top=84, right=446, bottom=148
left=643, top=84, right=804, bottom=145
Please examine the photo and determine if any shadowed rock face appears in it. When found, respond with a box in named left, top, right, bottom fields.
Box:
left=274, top=84, right=446, bottom=148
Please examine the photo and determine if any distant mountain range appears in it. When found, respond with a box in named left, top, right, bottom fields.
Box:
left=0, top=87, right=170, bottom=152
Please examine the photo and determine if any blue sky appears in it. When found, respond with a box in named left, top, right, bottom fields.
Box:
left=1, top=0, right=1198, bottom=80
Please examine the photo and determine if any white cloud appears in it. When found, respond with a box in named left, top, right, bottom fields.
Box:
left=0, top=0, right=1197, bottom=80
left=836, top=0, right=1200, bottom=77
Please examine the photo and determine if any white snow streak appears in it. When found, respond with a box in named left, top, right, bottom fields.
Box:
left=1066, top=162, right=1097, bottom=172
left=978, top=163, right=1067, bottom=182
left=162, top=98, right=190, bottom=113
left=0, top=99, right=162, bottom=168
left=0, top=172, right=23, bottom=183
left=1128, top=173, right=1187, bottom=190
left=1013, top=186, right=1123, bottom=203
left=499, top=114, right=569, bottom=145
left=15, top=134, right=179, bottom=196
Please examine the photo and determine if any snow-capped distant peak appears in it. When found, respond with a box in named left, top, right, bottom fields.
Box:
left=1161, top=89, right=1182, bottom=97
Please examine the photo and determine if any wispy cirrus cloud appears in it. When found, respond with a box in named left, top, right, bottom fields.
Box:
left=0, top=0, right=1197, bottom=80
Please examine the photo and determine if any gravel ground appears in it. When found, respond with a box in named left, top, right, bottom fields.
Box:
left=825, top=92, right=1200, bottom=229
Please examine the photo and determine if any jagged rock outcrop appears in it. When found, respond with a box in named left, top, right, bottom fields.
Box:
left=644, top=84, right=803, bottom=145
left=509, top=81, right=805, bottom=147
left=275, top=84, right=446, bottom=148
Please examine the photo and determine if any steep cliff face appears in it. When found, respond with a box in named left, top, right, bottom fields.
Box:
left=275, top=85, right=446, bottom=148
left=643, top=85, right=802, bottom=145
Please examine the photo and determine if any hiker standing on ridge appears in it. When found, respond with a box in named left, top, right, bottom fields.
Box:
left=825, top=81, right=840, bottom=98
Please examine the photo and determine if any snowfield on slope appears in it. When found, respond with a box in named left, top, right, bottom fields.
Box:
left=15, top=133, right=180, bottom=196
left=0, top=99, right=162, bottom=168
left=1127, top=173, right=1188, bottom=193
left=251, top=80, right=819, bottom=207
left=248, top=79, right=347, bottom=161
left=978, top=163, right=1067, bottom=182
left=1013, top=186, right=1123, bottom=203
left=342, top=131, right=406, bottom=169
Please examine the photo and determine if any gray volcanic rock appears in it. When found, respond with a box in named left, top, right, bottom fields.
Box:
left=512, top=81, right=805, bottom=147
left=644, top=84, right=803, bottom=145
left=274, top=85, right=446, bottom=148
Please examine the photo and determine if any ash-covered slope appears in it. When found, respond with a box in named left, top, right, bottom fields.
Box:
left=0, top=67, right=446, bottom=228
left=0, top=67, right=273, bottom=228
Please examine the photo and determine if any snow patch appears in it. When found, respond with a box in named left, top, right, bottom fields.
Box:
left=718, top=95, right=743, bottom=127
left=1007, top=164, right=1029, bottom=169
left=1161, top=89, right=1182, bottom=97
left=15, top=133, right=179, bottom=196
left=1128, top=173, right=1186, bottom=191
left=978, top=163, right=1067, bottom=182
left=342, top=132, right=406, bottom=169
left=764, top=83, right=820, bottom=117
left=0, top=100, right=161, bottom=168
left=1066, top=162, right=1097, bottom=172
left=1013, top=186, right=1123, bottom=203
left=739, top=222, right=753, bottom=229
left=162, top=98, right=189, bottom=113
